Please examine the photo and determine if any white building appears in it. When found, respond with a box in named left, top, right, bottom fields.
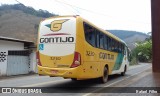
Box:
left=0, top=36, right=37, bottom=76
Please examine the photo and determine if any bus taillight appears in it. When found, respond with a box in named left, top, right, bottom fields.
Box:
left=36, top=51, right=42, bottom=66
left=70, top=52, right=81, bottom=68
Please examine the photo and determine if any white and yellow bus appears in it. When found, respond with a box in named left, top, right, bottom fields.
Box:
left=37, top=15, right=130, bottom=83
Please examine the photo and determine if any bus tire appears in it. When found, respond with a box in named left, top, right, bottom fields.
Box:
left=71, top=78, right=77, bottom=81
left=100, top=66, right=108, bottom=83
left=121, top=65, right=126, bottom=76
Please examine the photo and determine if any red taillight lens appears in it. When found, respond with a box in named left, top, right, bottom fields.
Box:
left=36, top=51, right=42, bottom=66
left=70, top=52, right=81, bottom=68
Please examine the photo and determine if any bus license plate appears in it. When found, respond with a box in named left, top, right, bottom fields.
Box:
left=51, top=70, right=58, bottom=74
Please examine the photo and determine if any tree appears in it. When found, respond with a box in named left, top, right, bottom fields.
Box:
left=131, top=39, right=152, bottom=62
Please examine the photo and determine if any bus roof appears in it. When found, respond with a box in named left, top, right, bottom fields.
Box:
left=43, top=15, right=79, bottom=20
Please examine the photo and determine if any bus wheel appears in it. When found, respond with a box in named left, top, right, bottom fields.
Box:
left=100, top=67, right=108, bottom=83
left=121, top=66, right=126, bottom=76
left=71, top=78, right=77, bottom=81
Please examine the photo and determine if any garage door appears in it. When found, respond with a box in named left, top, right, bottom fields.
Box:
left=7, top=50, right=29, bottom=76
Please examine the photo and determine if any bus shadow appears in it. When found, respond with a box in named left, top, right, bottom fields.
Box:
left=44, top=74, right=127, bottom=93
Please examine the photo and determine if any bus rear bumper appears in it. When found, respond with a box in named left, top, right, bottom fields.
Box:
left=38, top=65, right=82, bottom=78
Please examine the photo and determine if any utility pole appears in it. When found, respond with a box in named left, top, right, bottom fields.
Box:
left=151, top=0, right=160, bottom=72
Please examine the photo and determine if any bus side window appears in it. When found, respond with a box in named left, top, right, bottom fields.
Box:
left=90, top=30, right=96, bottom=47
left=113, top=41, right=120, bottom=53
left=96, top=30, right=100, bottom=48
left=121, top=44, right=122, bottom=53
left=84, top=23, right=96, bottom=47
left=104, top=36, right=108, bottom=50
left=121, top=44, right=124, bottom=54
left=124, top=46, right=126, bottom=55
left=115, top=41, right=118, bottom=52
left=122, top=44, right=124, bottom=54
left=112, top=39, right=115, bottom=51
left=108, top=37, right=112, bottom=51
left=100, top=33, right=104, bottom=49
left=118, top=42, right=120, bottom=53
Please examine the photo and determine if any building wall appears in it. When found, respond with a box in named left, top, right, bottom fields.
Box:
left=0, top=40, right=24, bottom=76
left=29, top=51, right=38, bottom=73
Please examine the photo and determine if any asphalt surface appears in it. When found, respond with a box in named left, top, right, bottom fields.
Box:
left=0, top=63, right=157, bottom=96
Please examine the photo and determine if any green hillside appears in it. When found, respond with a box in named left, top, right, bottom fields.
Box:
left=0, top=4, right=58, bottom=42
left=107, top=30, right=149, bottom=40
left=0, top=4, right=57, bottom=18
left=107, top=30, right=150, bottom=49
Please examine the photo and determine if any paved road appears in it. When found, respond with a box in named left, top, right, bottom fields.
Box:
left=0, top=63, right=153, bottom=96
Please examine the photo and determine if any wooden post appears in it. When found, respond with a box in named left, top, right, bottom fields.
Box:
left=151, top=0, right=160, bottom=72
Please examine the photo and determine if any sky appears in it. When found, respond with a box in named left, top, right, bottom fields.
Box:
left=0, top=0, right=151, bottom=33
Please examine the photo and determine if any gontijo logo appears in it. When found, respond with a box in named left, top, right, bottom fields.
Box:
left=40, top=19, right=74, bottom=44
left=45, top=19, right=69, bottom=32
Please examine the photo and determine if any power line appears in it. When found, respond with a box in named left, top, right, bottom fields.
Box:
left=54, top=0, right=112, bottom=17
left=14, top=0, right=151, bottom=25
left=54, top=0, right=78, bottom=15
left=15, top=0, right=21, bottom=4
left=14, top=0, right=24, bottom=5
left=54, top=0, right=151, bottom=24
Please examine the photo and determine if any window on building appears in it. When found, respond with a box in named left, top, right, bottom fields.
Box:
left=8, top=50, right=29, bottom=56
